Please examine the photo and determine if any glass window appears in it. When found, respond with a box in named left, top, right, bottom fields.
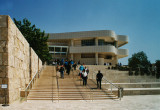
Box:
left=105, top=56, right=112, bottom=59
left=55, top=47, right=61, bottom=52
left=98, top=39, right=115, bottom=47
left=81, top=39, right=95, bottom=46
left=49, top=47, right=54, bottom=51
left=62, top=48, right=67, bottom=52
left=81, top=54, right=95, bottom=58
left=98, top=39, right=104, bottom=45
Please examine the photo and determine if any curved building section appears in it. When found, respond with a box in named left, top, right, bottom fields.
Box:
left=48, top=30, right=129, bottom=65
left=69, top=45, right=117, bottom=54
left=48, top=30, right=117, bottom=40
left=118, top=49, right=129, bottom=58
left=117, top=35, right=128, bottom=47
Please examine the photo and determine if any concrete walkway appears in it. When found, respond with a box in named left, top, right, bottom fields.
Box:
left=0, top=95, right=160, bottom=110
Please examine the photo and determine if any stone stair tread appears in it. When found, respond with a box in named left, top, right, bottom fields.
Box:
left=102, top=82, right=160, bottom=84
left=124, top=88, right=160, bottom=90
left=28, top=97, right=116, bottom=99
left=108, top=88, right=160, bottom=91
left=28, top=94, right=115, bottom=97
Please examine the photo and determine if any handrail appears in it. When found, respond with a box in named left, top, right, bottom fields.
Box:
left=52, top=66, right=54, bottom=102
left=102, top=77, right=123, bottom=100
left=102, top=78, right=118, bottom=88
left=25, top=66, right=44, bottom=98
left=56, top=71, right=59, bottom=102
left=91, top=71, right=123, bottom=100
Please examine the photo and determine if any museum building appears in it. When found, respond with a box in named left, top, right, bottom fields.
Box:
left=47, top=30, right=128, bottom=65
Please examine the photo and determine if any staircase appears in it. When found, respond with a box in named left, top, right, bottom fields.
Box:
left=27, top=66, right=118, bottom=101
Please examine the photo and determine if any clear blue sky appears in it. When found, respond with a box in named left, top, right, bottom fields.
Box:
left=1, top=0, right=160, bottom=65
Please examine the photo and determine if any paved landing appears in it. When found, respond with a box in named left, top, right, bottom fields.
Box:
left=1, top=95, right=160, bottom=110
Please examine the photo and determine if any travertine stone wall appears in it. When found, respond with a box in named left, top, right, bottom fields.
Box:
left=0, top=15, right=43, bottom=104
left=0, top=15, right=9, bottom=104
left=31, top=48, right=38, bottom=79
left=7, top=16, right=30, bottom=103
left=85, top=65, right=160, bottom=83
left=39, top=58, right=42, bottom=72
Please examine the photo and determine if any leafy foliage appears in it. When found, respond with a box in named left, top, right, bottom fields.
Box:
left=128, top=51, right=150, bottom=70
left=13, top=18, right=51, bottom=64
left=155, top=60, right=160, bottom=72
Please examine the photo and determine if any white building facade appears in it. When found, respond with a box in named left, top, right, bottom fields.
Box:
left=48, top=30, right=128, bottom=65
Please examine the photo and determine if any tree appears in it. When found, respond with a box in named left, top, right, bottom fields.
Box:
left=13, top=18, right=51, bottom=64
left=155, top=60, right=160, bottom=72
left=128, top=51, right=150, bottom=70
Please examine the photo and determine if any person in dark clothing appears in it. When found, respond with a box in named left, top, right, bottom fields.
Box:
left=64, top=60, right=68, bottom=70
left=66, top=64, right=71, bottom=75
left=78, top=60, right=80, bottom=65
left=82, top=69, right=88, bottom=86
left=59, top=65, right=64, bottom=78
left=73, top=63, right=77, bottom=70
left=96, top=70, right=103, bottom=89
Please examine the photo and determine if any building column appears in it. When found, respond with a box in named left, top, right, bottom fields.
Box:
left=115, top=55, right=118, bottom=65
left=115, top=41, right=118, bottom=48
left=95, top=53, right=98, bottom=65
left=71, top=53, right=73, bottom=60
left=95, top=38, right=98, bottom=46
left=60, top=47, right=62, bottom=56
left=71, top=40, right=74, bottom=46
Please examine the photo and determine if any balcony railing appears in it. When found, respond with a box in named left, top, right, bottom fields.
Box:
left=118, top=49, right=129, bottom=56
left=69, top=45, right=117, bottom=54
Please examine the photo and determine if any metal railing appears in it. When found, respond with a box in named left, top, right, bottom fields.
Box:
left=25, top=66, right=44, bottom=99
left=56, top=71, right=59, bottom=102
left=91, top=71, right=123, bottom=100
left=103, top=78, right=123, bottom=100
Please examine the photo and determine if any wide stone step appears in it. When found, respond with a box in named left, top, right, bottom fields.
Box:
left=30, top=89, right=108, bottom=93
left=27, top=97, right=118, bottom=100
left=102, top=82, right=160, bottom=88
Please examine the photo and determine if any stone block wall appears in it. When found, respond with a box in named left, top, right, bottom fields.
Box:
left=0, top=15, right=43, bottom=104
left=0, top=15, right=9, bottom=104
left=85, top=65, right=160, bottom=83
left=31, top=48, right=38, bottom=79
left=7, top=16, right=30, bottom=103
left=39, top=58, right=42, bottom=72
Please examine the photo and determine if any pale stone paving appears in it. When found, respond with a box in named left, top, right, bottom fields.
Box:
left=0, top=95, right=160, bottom=110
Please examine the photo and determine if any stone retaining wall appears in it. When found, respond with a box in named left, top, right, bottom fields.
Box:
left=0, top=15, right=43, bottom=104
left=0, top=15, right=8, bottom=104
left=31, top=48, right=38, bottom=79
left=83, top=65, right=160, bottom=83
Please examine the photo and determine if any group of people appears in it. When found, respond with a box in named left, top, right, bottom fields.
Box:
left=56, top=59, right=104, bottom=89
left=79, top=64, right=103, bottom=89
left=57, top=60, right=78, bottom=79
left=79, top=64, right=89, bottom=86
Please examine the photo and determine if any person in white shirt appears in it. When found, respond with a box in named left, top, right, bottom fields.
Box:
left=82, top=69, right=88, bottom=86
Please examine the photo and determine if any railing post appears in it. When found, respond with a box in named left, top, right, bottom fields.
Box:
left=118, top=87, right=123, bottom=100
left=90, top=89, right=91, bottom=101
left=25, top=90, right=27, bottom=101
left=110, top=84, right=112, bottom=93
